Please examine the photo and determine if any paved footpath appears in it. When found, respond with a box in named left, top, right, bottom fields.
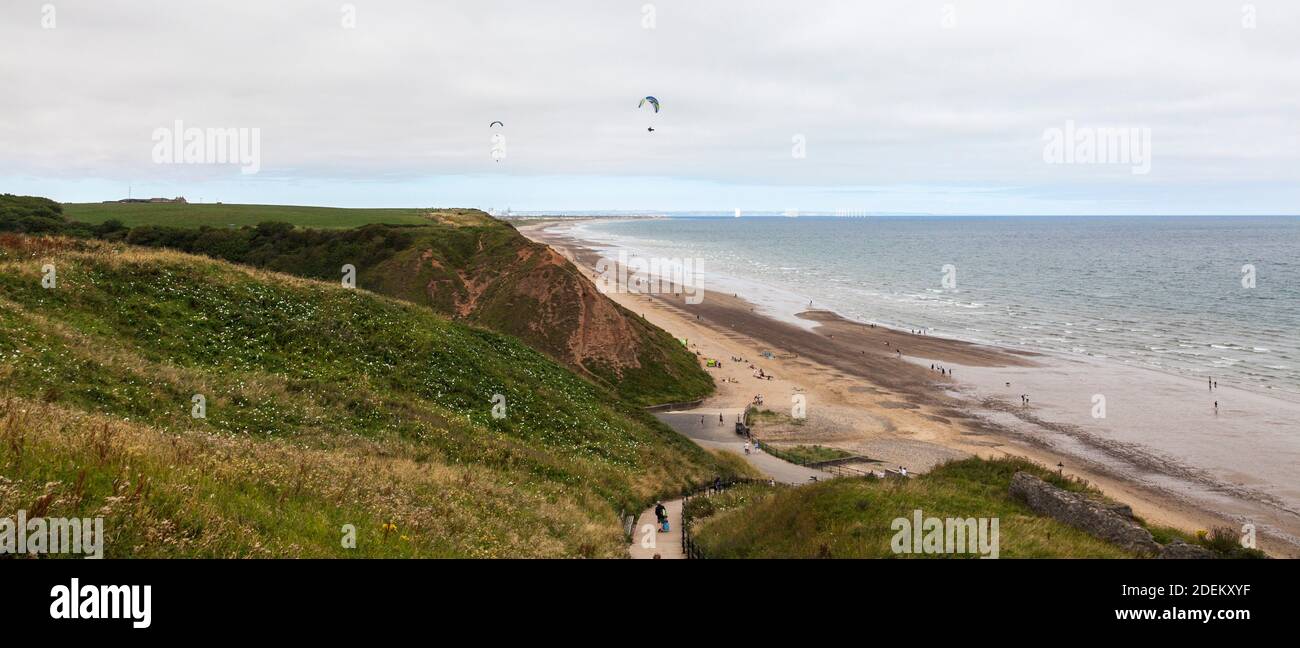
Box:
left=629, top=407, right=831, bottom=558
left=653, top=408, right=829, bottom=484
left=628, top=499, right=684, bottom=559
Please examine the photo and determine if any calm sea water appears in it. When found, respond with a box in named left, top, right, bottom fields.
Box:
left=573, top=216, right=1300, bottom=396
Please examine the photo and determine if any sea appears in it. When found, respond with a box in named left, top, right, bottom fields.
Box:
left=564, top=215, right=1300, bottom=398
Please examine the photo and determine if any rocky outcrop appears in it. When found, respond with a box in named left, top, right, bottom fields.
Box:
left=1158, top=540, right=1218, bottom=559
left=1009, top=471, right=1161, bottom=556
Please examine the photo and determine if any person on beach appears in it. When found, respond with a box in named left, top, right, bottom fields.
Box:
left=700, top=416, right=704, bottom=426
left=1214, top=401, right=1219, bottom=413
left=719, top=412, right=724, bottom=425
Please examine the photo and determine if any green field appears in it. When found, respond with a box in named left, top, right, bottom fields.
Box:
left=65, top=202, right=433, bottom=229
left=0, top=237, right=738, bottom=557
left=762, top=444, right=854, bottom=466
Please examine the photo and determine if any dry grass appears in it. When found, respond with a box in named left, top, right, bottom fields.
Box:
left=0, top=236, right=742, bottom=557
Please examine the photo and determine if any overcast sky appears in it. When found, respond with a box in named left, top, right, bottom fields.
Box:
left=2, top=0, right=1297, bottom=214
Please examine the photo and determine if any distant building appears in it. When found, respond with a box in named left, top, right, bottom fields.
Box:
left=103, top=196, right=187, bottom=204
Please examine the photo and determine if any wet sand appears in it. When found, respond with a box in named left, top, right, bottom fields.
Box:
left=517, top=219, right=1300, bottom=557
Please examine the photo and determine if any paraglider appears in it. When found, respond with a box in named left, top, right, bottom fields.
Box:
left=489, top=121, right=506, bottom=162
left=638, top=96, right=660, bottom=132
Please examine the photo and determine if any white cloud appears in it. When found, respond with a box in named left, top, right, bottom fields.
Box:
left=1, top=0, right=1297, bottom=212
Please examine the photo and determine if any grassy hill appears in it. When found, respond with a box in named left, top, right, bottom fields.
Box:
left=0, top=235, right=743, bottom=557
left=65, top=202, right=432, bottom=229
left=26, top=198, right=713, bottom=406
left=684, top=458, right=1231, bottom=558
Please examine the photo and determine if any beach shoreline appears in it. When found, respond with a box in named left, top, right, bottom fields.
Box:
left=518, top=218, right=1300, bottom=557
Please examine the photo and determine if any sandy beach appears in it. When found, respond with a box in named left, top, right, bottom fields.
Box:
left=519, top=218, right=1300, bottom=557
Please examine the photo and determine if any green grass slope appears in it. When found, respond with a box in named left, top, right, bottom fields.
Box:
left=65, top=202, right=432, bottom=229
left=685, top=458, right=1217, bottom=558
left=13, top=198, right=713, bottom=406
left=0, top=235, right=738, bottom=557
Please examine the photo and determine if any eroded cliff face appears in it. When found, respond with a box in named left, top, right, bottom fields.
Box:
left=398, top=217, right=710, bottom=405
left=417, top=239, right=639, bottom=367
